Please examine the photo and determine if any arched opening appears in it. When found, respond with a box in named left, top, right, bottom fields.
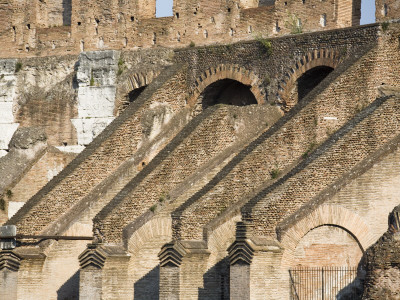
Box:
left=290, top=225, right=364, bottom=299
left=118, top=85, right=147, bottom=114
left=297, top=66, right=334, bottom=101
left=292, top=225, right=363, bottom=267
left=200, top=79, right=257, bottom=110
left=128, top=85, right=147, bottom=103
left=284, top=65, right=334, bottom=109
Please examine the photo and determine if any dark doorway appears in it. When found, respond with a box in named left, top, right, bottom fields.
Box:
left=201, top=79, right=257, bottom=110
left=297, top=66, right=333, bottom=101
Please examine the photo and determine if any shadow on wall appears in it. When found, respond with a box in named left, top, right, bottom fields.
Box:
left=57, top=270, right=79, bottom=300
left=62, top=0, right=72, bottom=26
left=336, top=257, right=366, bottom=300
left=198, top=257, right=230, bottom=300
left=134, top=265, right=160, bottom=300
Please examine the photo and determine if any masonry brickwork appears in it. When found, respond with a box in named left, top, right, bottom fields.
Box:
left=0, top=0, right=362, bottom=58
left=1, top=1, right=400, bottom=299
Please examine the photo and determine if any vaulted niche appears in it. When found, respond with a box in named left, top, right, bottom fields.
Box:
left=297, top=66, right=333, bottom=101
left=201, top=79, right=257, bottom=110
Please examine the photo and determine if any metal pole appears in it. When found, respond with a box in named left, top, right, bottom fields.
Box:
left=322, top=267, right=324, bottom=300
left=0, top=235, right=93, bottom=240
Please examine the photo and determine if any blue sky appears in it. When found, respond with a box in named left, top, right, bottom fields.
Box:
left=156, top=0, right=174, bottom=17
left=156, top=0, right=377, bottom=24
left=361, top=0, right=376, bottom=25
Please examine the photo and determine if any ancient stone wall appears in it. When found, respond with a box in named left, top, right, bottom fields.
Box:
left=376, top=0, right=400, bottom=22
left=362, top=205, right=400, bottom=299
left=0, top=54, right=78, bottom=151
left=172, top=39, right=379, bottom=241
left=3, top=19, right=400, bottom=299
left=245, top=95, right=400, bottom=238
left=0, top=47, right=178, bottom=221
left=0, top=0, right=363, bottom=58
left=7, top=64, right=188, bottom=235
left=8, top=148, right=76, bottom=218
left=94, top=104, right=281, bottom=244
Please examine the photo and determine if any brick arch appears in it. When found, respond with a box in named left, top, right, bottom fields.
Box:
left=278, top=49, right=342, bottom=109
left=188, top=64, right=266, bottom=107
left=127, top=70, right=160, bottom=90
left=115, top=70, right=160, bottom=114
left=125, top=216, right=172, bottom=253
left=279, top=204, right=373, bottom=267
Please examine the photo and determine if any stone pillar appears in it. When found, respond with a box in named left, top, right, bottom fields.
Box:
left=228, top=222, right=254, bottom=300
left=0, top=250, right=21, bottom=300
left=159, top=241, right=210, bottom=299
left=70, top=50, right=120, bottom=150
left=159, top=242, right=186, bottom=300
left=79, top=244, right=107, bottom=300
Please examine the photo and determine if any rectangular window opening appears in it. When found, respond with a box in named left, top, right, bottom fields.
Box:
left=156, top=0, right=173, bottom=18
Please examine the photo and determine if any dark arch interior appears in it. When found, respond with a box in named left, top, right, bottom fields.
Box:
left=128, top=85, right=147, bottom=102
left=124, top=85, right=147, bottom=109
left=297, top=66, right=334, bottom=101
left=201, top=79, right=257, bottom=109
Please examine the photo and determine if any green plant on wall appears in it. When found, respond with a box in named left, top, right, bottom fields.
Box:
left=90, top=70, right=95, bottom=86
left=264, top=73, right=271, bottom=85
left=15, top=61, right=22, bottom=73
left=255, top=35, right=273, bottom=56
left=339, top=46, right=348, bottom=57
left=159, top=192, right=170, bottom=203
left=0, top=198, right=5, bottom=211
left=117, top=57, right=125, bottom=76
left=302, top=142, right=317, bottom=159
left=382, top=22, right=390, bottom=32
left=270, top=168, right=280, bottom=179
left=285, top=12, right=304, bottom=34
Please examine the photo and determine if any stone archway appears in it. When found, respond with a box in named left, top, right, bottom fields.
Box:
left=279, top=205, right=370, bottom=299
left=279, top=204, right=373, bottom=268
left=290, top=224, right=363, bottom=268
left=199, top=78, right=258, bottom=110
left=189, top=64, right=266, bottom=109
left=115, top=70, right=160, bottom=115
left=278, top=49, right=341, bottom=110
